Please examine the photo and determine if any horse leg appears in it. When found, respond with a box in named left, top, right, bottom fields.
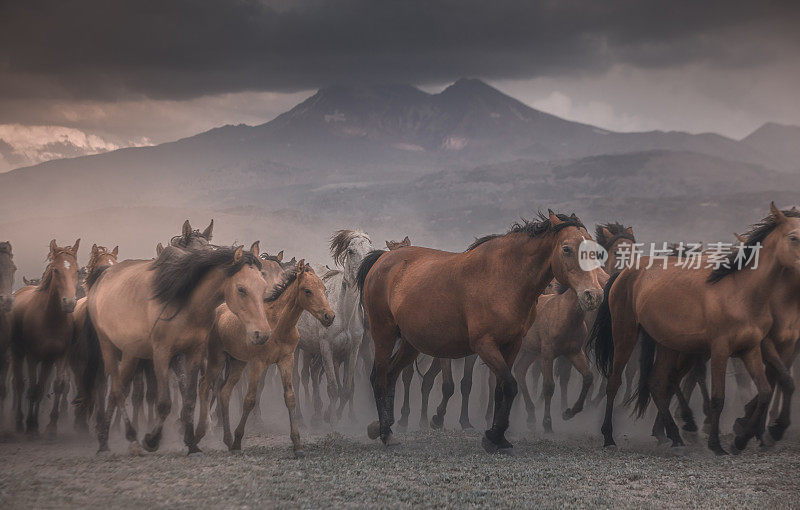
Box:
left=562, top=351, right=593, bottom=421
left=341, top=347, right=359, bottom=423
left=555, top=356, right=572, bottom=413
left=196, top=344, right=224, bottom=444
left=763, top=341, right=795, bottom=442
left=648, top=347, right=684, bottom=447
left=12, top=354, right=25, bottom=433
left=459, top=354, right=477, bottom=429
left=541, top=354, right=555, bottom=433
left=621, top=350, right=637, bottom=404
left=131, top=364, right=144, bottom=432
left=142, top=350, right=174, bottom=453
left=143, top=361, right=157, bottom=428
left=231, top=360, right=264, bottom=452
left=318, top=341, right=340, bottom=425
left=45, top=356, right=69, bottom=437
left=674, top=379, right=698, bottom=432
left=419, top=359, right=441, bottom=429
left=477, top=337, right=520, bottom=452
left=180, top=349, right=203, bottom=455
left=0, top=348, right=7, bottom=424
left=397, top=365, right=413, bottom=429
left=23, top=358, right=44, bottom=435
left=707, top=347, right=729, bottom=455
left=309, top=357, right=324, bottom=426
left=219, top=359, right=246, bottom=450
left=291, top=352, right=305, bottom=428
left=278, top=355, right=305, bottom=457
left=731, top=346, right=773, bottom=453
left=431, top=359, right=454, bottom=429
left=601, top=316, right=638, bottom=448
left=512, top=350, right=536, bottom=428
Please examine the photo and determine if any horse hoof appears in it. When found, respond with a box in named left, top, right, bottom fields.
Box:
left=397, top=417, right=408, bottom=430
left=142, top=433, right=160, bottom=452
left=655, top=435, right=669, bottom=447
left=732, top=418, right=746, bottom=436
left=603, top=440, right=617, bottom=449
left=384, top=434, right=400, bottom=448
left=759, top=434, right=775, bottom=448
left=482, top=435, right=499, bottom=454
left=128, top=442, right=145, bottom=456
left=460, top=420, right=474, bottom=430
left=710, top=444, right=729, bottom=456
left=367, top=421, right=380, bottom=440
left=670, top=445, right=687, bottom=456
left=481, top=434, right=513, bottom=454
left=562, top=409, right=575, bottom=421
left=729, top=440, right=744, bottom=456
left=187, top=451, right=204, bottom=458
left=230, top=442, right=242, bottom=452
left=768, top=424, right=786, bottom=442
left=96, top=448, right=111, bottom=457
left=430, top=415, right=444, bottom=430
left=294, top=449, right=306, bottom=459
left=682, top=421, right=698, bottom=432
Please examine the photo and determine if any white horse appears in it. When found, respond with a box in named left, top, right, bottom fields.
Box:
left=297, top=230, right=373, bottom=424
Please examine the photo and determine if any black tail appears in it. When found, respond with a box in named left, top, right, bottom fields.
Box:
left=630, top=328, right=656, bottom=417
left=356, top=249, right=386, bottom=301
left=587, top=271, right=620, bottom=378
left=81, top=313, right=102, bottom=402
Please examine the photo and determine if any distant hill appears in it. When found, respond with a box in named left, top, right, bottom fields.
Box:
left=742, top=122, right=800, bottom=172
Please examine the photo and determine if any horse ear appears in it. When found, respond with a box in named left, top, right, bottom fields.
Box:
left=156, top=242, right=164, bottom=256
left=112, top=246, right=119, bottom=257
left=297, top=259, right=305, bottom=273
left=92, top=243, right=98, bottom=256
left=49, top=239, right=57, bottom=256
left=548, top=210, right=563, bottom=227
left=72, top=239, right=81, bottom=253
left=202, top=219, right=214, bottom=240
left=402, top=236, right=410, bottom=245
left=23, top=277, right=30, bottom=285
left=770, top=201, right=787, bottom=223
left=385, top=241, right=392, bottom=249
left=182, top=220, right=192, bottom=242
left=601, top=227, right=613, bottom=240
left=734, top=233, right=747, bottom=243
left=250, top=241, right=260, bottom=257
left=233, top=245, right=243, bottom=263
left=276, top=250, right=283, bottom=262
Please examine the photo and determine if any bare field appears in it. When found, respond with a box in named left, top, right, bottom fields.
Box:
left=0, top=425, right=798, bottom=509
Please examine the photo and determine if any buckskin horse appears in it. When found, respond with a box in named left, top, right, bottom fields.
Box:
left=358, top=212, right=604, bottom=452
left=83, top=243, right=269, bottom=455
left=11, top=239, right=80, bottom=436
left=591, top=203, right=799, bottom=454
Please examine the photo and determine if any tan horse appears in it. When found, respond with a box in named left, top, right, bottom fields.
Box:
left=358, top=212, right=604, bottom=452
left=0, top=241, right=16, bottom=420
left=11, top=239, right=80, bottom=435
left=84, top=243, right=269, bottom=455
left=196, top=260, right=334, bottom=457
left=513, top=278, right=607, bottom=433
left=69, top=244, right=120, bottom=431
left=591, top=203, right=799, bottom=454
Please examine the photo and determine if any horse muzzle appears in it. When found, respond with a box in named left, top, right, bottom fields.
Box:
left=61, top=297, right=77, bottom=313
left=320, top=312, right=335, bottom=328
left=578, top=289, right=604, bottom=311
left=249, top=329, right=270, bottom=346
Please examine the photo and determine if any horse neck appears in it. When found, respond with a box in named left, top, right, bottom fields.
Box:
left=183, top=268, right=227, bottom=325
left=497, top=233, right=557, bottom=309
left=265, top=284, right=303, bottom=344
left=38, top=267, right=64, bottom=318
left=332, top=272, right=359, bottom=322
left=730, top=241, right=791, bottom=307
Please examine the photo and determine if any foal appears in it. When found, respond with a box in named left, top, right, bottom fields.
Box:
left=196, top=260, right=334, bottom=457
left=11, top=239, right=80, bottom=435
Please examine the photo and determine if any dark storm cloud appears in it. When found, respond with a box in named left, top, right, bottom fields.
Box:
left=0, top=0, right=798, bottom=101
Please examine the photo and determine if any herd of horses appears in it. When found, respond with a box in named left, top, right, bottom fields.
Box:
left=0, top=203, right=797, bottom=459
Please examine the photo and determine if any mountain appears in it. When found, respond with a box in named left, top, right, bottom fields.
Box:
left=742, top=122, right=800, bottom=172
left=1, top=79, right=798, bottom=279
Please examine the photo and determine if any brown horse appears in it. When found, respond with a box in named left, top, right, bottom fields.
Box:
left=11, top=239, right=80, bottom=435
left=591, top=203, right=800, bottom=454
left=513, top=278, right=606, bottom=433
left=358, top=212, right=604, bottom=452
left=69, top=244, right=120, bottom=432
left=84, top=243, right=268, bottom=455
left=196, top=260, right=334, bottom=457
left=0, top=241, right=16, bottom=420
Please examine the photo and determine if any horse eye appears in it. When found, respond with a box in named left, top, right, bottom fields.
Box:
left=237, top=286, right=247, bottom=296
left=562, top=246, right=572, bottom=254
left=304, top=289, right=312, bottom=295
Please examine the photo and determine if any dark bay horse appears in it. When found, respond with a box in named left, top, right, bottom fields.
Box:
left=0, top=241, right=16, bottom=419
left=84, top=243, right=268, bottom=455
left=358, top=212, right=605, bottom=452
left=591, top=203, right=800, bottom=454
left=196, top=260, right=334, bottom=457
left=11, top=239, right=80, bottom=435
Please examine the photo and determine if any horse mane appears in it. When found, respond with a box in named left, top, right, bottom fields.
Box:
left=321, top=267, right=342, bottom=280
left=151, top=245, right=262, bottom=309
left=708, top=208, right=800, bottom=283
left=595, top=222, right=635, bottom=250
left=87, top=246, right=114, bottom=271
left=466, top=212, right=585, bottom=251
left=260, top=253, right=283, bottom=265
left=85, top=265, right=110, bottom=290
left=264, top=264, right=312, bottom=303
left=170, top=230, right=209, bottom=248
left=330, top=229, right=371, bottom=267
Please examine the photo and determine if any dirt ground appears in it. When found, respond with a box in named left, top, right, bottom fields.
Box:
left=0, top=420, right=798, bottom=509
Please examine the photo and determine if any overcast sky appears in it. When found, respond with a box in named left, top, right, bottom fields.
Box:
left=1, top=0, right=798, bottom=171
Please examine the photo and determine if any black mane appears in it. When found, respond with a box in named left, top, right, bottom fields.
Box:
left=595, top=222, right=635, bottom=250
left=466, top=212, right=585, bottom=251
left=151, top=245, right=261, bottom=310
left=708, top=208, right=800, bottom=283
left=265, top=266, right=299, bottom=302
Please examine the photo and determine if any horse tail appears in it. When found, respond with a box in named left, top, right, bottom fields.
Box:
left=587, top=271, right=620, bottom=378
left=356, top=249, right=386, bottom=301
left=81, top=313, right=102, bottom=403
left=630, top=328, right=655, bottom=417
